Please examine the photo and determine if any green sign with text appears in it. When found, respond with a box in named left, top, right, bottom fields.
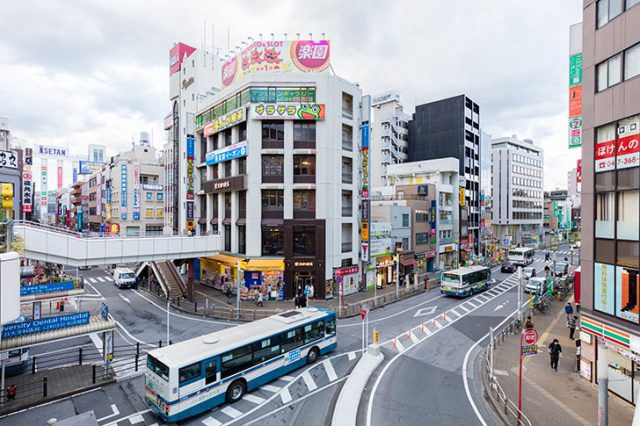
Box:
left=570, top=54, right=583, bottom=86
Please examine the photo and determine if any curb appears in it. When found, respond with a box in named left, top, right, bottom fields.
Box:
left=480, top=355, right=513, bottom=426
left=331, top=345, right=384, bottom=426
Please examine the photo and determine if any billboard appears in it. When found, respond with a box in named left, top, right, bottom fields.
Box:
left=1, top=312, right=90, bottom=338
left=0, top=150, right=18, bottom=169
left=576, top=159, right=582, bottom=183
left=38, top=145, right=67, bottom=158
left=222, top=40, right=331, bottom=89
left=252, top=103, right=325, bottom=120
left=186, top=136, right=195, bottom=201
left=22, top=148, right=33, bottom=213
left=568, top=53, right=583, bottom=148
left=203, top=107, right=246, bottom=136
left=206, top=141, right=248, bottom=166
left=120, top=165, right=127, bottom=220
left=79, top=161, right=106, bottom=175
left=596, top=116, right=640, bottom=171
left=169, top=42, right=196, bottom=75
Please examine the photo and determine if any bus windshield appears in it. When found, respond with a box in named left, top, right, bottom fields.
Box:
left=147, top=355, right=169, bottom=381
left=442, top=273, right=461, bottom=284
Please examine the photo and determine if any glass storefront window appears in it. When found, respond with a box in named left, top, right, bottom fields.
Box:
left=596, top=192, right=615, bottom=238
left=594, top=262, right=615, bottom=315
left=293, top=226, right=315, bottom=257
left=617, top=190, right=639, bottom=240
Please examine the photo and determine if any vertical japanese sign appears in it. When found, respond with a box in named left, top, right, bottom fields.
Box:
left=105, top=184, right=111, bottom=221
left=22, top=148, right=33, bottom=213
left=41, top=164, right=48, bottom=210
left=57, top=160, right=63, bottom=190
left=96, top=172, right=102, bottom=217
left=133, top=163, right=140, bottom=220
left=361, top=95, right=371, bottom=272
left=120, top=165, right=127, bottom=220
left=186, top=136, right=195, bottom=200
left=576, top=159, right=582, bottom=183
left=568, top=53, right=583, bottom=148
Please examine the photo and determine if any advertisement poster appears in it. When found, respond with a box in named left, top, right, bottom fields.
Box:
left=252, top=103, right=325, bottom=120
left=203, top=107, right=246, bottom=136
left=22, top=148, right=33, bottom=213
left=568, top=52, right=583, bottom=148
left=595, top=138, right=616, bottom=172
left=120, top=165, right=126, bottom=220
left=616, top=266, right=639, bottom=323
left=41, top=165, right=47, bottom=208
left=133, top=163, right=140, bottom=220
left=594, top=263, right=615, bottom=315
left=206, top=141, right=248, bottom=165
left=222, top=40, right=331, bottom=88
left=186, top=136, right=195, bottom=200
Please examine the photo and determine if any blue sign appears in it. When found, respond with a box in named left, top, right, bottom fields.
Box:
left=101, top=303, right=109, bottom=320
left=79, top=161, right=107, bottom=175
left=133, top=212, right=140, bottom=220
left=141, top=184, right=163, bottom=191
left=121, top=165, right=127, bottom=208
left=72, top=167, right=78, bottom=183
left=205, top=141, right=248, bottom=166
left=121, top=212, right=127, bottom=220
left=361, top=123, right=369, bottom=149
left=20, top=281, right=75, bottom=296
left=187, top=136, right=195, bottom=158
left=1, top=312, right=90, bottom=338
left=106, top=186, right=112, bottom=204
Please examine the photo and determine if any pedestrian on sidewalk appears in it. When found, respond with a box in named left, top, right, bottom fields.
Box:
left=564, top=302, right=574, bottom=320
left=256, top=291, right=264, bottom=307
left=294, top=294, right=300, bottom=309
left=568, top=315, right=578, bottom=340
left=548, top=339, right=562, bottom=371
left=300, top=294, right=307, bottom=308
left=7, top=384, right=16, bottom=401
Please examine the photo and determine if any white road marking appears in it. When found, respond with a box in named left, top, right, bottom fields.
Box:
left=465, top=301, right=477, bottom=309
left=88, top=278, right=97, bottom=283
left=449, top=308, right=461, bottom=318
left=119, top=294, right=131, bottom=304
left=202, top=417, right=222, bottom=426
left=421, top=325, right=432, bottom=335
left=459, top=304, right=470, bottom=313
left=394, top=338, right=405, bottom=351
left=261, top=384, right=281, bottom=393
left=323, top=359, right=338, bottom=382
left=129, top=414, right=144, bottom=424
left=413, top=306, right=438, bottom=317
left=96, top=404, right=120, bottom=422
left=487, top=291, right=500, bottom=297
left=97, top=276, right=106, bottom=282
left=302, top=371, right=318, bottom=391
left=243, top=393, right=266, bottom=404
left=408, top=331, right=418, bottom=343
left=221, top=406, right=243, bottom=419
left=347, top=351, right=356, bottom=361
left=90, top=333, right=104, bottom=356
left=280, top=387, right=292, bottom=404
left=280, top=375, right=295, bottom=382
left=478, top=294, right=491, bottom=302
left=493, top=369, right=509, bottom=376
left=338, top=293, right=445, bottom=328
left=433, top=320, right=444, bottom=329
left=103, top=275, right=114, bottom=281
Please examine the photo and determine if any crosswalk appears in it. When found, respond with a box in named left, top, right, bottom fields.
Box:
left=86, top=275, right=114, bottom=284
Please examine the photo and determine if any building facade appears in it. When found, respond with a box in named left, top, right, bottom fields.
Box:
left=88, top=144, right=107, bottom=164
left=408, top=94, right=481, bottom=261
left=491, top=135, right=544, bottom=248
left=580, top=0, right=640, bottom=406
left=370, top=91, right=410, bottom=187
left=194, top=39, right=362, bottom=300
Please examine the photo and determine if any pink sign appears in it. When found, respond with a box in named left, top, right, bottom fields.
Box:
left=595, top=139, right=616, bottom=172
left=169, top=42, right=196, bottom=75
left=291, top=40, right=331, bottom=72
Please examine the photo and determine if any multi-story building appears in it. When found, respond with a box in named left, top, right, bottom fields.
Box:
left=0, top=118, right=27, bottom=220
left=491, top=135, right=544, bottom=248
left=108, top=138, right=165, bottom=236
left=370, top=91, right=410, bottom=187
left=194, top=39, right=362, bottom=300
left=164, top=42, right=220, bottom=235
left=408, top=95, right=481, bottom=262
left=70, top=181, right=84, bottom=231
left=480, top=131, right=493, bottom=257
left=88, top=144, right=107, bottom=164
left=384, top=158, right=460, bottom=270
left=579, top=0, right=640, bottom=407
left=87, top=169, right=104, bottom=233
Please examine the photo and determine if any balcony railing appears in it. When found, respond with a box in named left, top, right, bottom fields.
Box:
left=342, top=206, right=353, bottom=217
left=341, top=173, right=353, bottom=184
left=341, top=242, right=353, bottom=253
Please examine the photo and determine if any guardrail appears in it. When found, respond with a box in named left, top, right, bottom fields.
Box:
left=481, top=313, right=533, bottom=426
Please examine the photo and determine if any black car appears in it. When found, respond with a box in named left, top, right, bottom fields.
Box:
left=501, top=262, right=516, bottom=273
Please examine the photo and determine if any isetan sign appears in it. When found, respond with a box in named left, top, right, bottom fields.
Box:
left=38, top=145, right=67, bottom=158
left=203, top=175, right=247, bottom=194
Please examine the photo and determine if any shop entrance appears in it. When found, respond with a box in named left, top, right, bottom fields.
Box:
left=294, top=271, right=314, bottom=297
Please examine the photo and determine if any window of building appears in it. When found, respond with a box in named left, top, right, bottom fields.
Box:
left=293, top=155, right=315, bottom=176
left=341, top=157, right=353, bottom=184
left=342, top=124, right=353, bottom=151
left=293, top=190, right=315, bottom=211
left=415, top=210, right=428, bottom=222
left=597, top=53, right=622, bottom=91
left=293, top=226, right=315, bottom=256
left=262, top=121, right=285, bottom=142
left=238, top=157, right=247, bottom=175
left=293, top=122, right=316, bottom=144
left=262, top=155, right=284, bottom=176
left=261, top=225, right=283, bottom=256
left=402, top=213, right=409, bottom=227
left=617, top=190, right=640, bottom=240
left=238, top=122, right=247, bottom=142
left=341, top=191, right=352, bottom=217
left=342, top=92, right=353, bottom=119
left=261, top=190, right=284, bottom=210
left=416, top=233, right=429, bottom=245
left=224, top=161, right=231, bottom=177
left=146, top=192, right=153, bottom=201
left=224, top=128, right=233, bottom=147
left=624, top=43, right=640, bottom=81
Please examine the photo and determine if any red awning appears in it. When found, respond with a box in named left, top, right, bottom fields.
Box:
left=400, top=259, right=416, bottom=267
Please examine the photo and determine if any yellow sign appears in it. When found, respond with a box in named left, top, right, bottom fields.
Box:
left=361, top=222, right=369, bottom=240
left=459, top=188, right=465, bottom=206
left=373, top=328, right=379, bottom=344
left=1, top=183, right=13, bottom=209
left=445, top=246, right=453, bottom=253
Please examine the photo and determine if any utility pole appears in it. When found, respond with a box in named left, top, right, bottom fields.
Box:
left=166, top=288, right=170, bottom=345
left=517, top=266, right=523, bottom=324
left=395, top=253, right=400, bottom=298
left=597, top=339, right=609, bottom=426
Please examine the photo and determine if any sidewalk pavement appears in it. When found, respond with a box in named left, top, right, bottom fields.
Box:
left=489, top=296, right=634, bottom=426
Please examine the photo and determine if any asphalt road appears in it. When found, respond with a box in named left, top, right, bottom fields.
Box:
left=1, top=245, right=576, bottom=426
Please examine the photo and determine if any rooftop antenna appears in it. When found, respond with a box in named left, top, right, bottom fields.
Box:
left=211, top=24, right=215, bottom=68
left=259, top=33, right=263, bottom=41
left=296, top=32, right=300, bottom=40
left=203, top=20, right=206, bottom=51
left=309, top=32, right=313, bottom=40
left=227, top=25, right=230, bottom=53
left=270, top=33, right=274, bottom=41
left=284, top=32, right=288, bottom=40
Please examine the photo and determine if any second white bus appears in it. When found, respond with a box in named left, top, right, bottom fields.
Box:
left=508, top=247, right=535, bottom=266
left=145, top=307, right=337, bottom=422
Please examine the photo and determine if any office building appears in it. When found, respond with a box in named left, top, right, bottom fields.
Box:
left=408, top=95, right=481, bottom=262
left=88, top=144, right=107, bottom=163
left=194, top=38, right=362, bottom=300
left=491, top=135, right=544, bottom=248
left=370, top=91, right=410, bottom=187
left=579, top=0, right=640, bottom=406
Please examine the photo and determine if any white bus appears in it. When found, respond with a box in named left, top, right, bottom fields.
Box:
left=508, top=247, right=535, bottom=266
left=440, top=266, right=493, bottom=297
left=145, top=307, right=337, bottom=422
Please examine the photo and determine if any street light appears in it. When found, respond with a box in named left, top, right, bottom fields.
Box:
left=236, top=258, right=250, bottom=319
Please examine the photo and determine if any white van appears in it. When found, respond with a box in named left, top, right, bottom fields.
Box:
left=113, top=268, right=137, bottom=289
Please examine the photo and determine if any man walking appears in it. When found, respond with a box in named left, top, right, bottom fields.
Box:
left=564, top=302, right=574, bottom=320
left=568, top=315, right=578, bottom=340
left=548, top=339, right=562, bottom=371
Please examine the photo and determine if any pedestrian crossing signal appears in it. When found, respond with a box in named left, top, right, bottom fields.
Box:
left=373, top=328, right=379, bottom=344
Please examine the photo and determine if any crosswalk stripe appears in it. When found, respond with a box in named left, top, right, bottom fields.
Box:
left=243, top=393, right=266, bottom=404
left=280, top=387, right=292, bottom=404
left=88, top=278, right=97, bottom=283
left=323, top=359, right=338, bottom=382
left=104, top=276, right=114, bottom=281
left=433, top=320, right=444, bottom=329
left=487, top=291, right=500, bottom=297
left=479, top=295, right=491, bottom=302
left=347, top=352, right=356, bottom=361
left=202, top=417, right=222, bottom=426
left=449, top=308, right=460, bottom=317
left=261, top=384, right=281, bottom=393
left=466, top=301, right=477, bottom=309
left=281, top=375, right=295, bottom=382
left=394, top=338, right=405, bottom=351
left=96, top=277, right=105, bottom=282
left=459, top=304, right=470, bottom=313
left=221, top=406, right=242, bottom=419
left=302, top=371, right=317, bottom=391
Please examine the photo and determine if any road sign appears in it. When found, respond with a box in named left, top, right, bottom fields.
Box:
left=360, top=303, right=369, bottom=320
left=521, top=344, right=538, bottom=356
left=523, top=328, right=539, bottom=345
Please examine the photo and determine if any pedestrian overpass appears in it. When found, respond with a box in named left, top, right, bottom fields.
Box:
left=11, top=221, right=222, bottom=267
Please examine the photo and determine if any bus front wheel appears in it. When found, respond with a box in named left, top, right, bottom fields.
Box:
left=226, top=379, right=246, bottom=403
left=307, top=347, right=320, bottom=364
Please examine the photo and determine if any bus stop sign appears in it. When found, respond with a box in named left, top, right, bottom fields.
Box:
left=523, top=328, right=539, bottom=345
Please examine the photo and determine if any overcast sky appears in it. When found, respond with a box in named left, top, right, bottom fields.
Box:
left=0, top=0, right=582, bottom=190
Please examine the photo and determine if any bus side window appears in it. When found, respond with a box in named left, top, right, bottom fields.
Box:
left=325, top=319, right=336, bottom=335
left=253, top=337, right=281, bottom=363
left=280, top=327, right=304, bottom=353
left=178, top=362, right=202, bottom=386
left=204, top=359, right=217, bottom=385
left=304, top=321, right=324, bottom=344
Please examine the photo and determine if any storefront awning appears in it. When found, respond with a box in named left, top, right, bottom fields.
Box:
left=261, top=219, right=284, bottom=226
left=207, top=253, right=245, bottom=265
left=245, top=258, right=285, bottom=271
left=400, top=259, right=416, bottom=267
left=210, top=217, right=218, bottom=224
left=198, top=218, right=207, bottom=225
left=236, top=218, right=246, bottom=226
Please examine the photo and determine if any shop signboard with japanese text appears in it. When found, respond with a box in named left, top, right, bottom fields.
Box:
left=169, top=42, right=196, bottom=75
left=1, top=312, right=90, bottom=338
left=22, top=148, right=33, bottom=213
left=203, top=107, right=246, bottom=136
left=0, top=150, right=18, bottom=169
left=133, top=163, right=140, bottom=220
left=206, top=141, right=247, bottom=166
left=79, top=161, right=106, bottom=175
left=222, top=40, right=331, bottom=89
left=120, top=165, right=127, bottom=220
left=568, top=53, right=583, bottom=148
left=186, top=136, right=195, bottom=200
left=252, top=103, right=325, bottom=120
left=595, top=116, right=640, bottom=172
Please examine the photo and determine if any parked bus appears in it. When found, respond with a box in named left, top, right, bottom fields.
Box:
left=145, top=307, right=337, bottom=422
left=508, top=247, right=535, bottom=266
left=2, top=348, right=30, bottom=376
left=440, top=266, right=494, bottom=297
